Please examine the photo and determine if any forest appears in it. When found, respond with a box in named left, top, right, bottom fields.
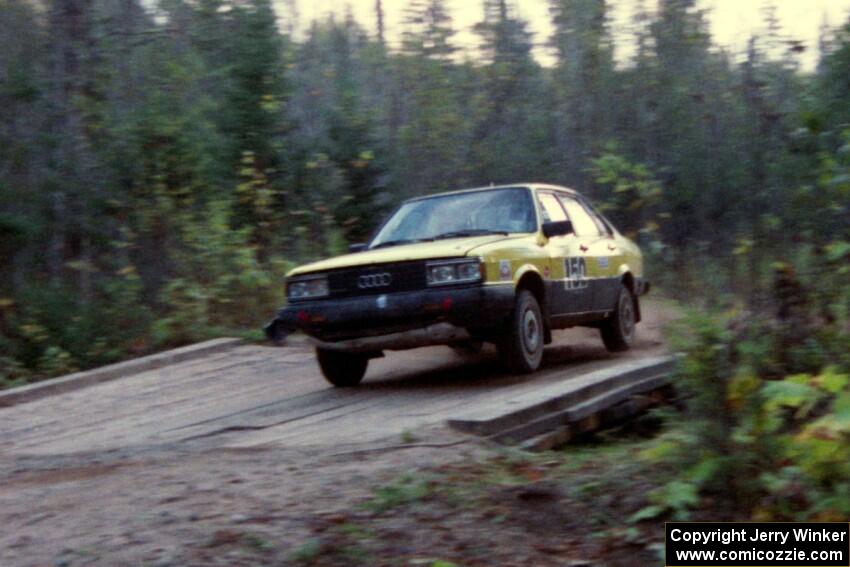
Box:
left=0, top=0, right=850, bottom=383
left=0, top=0, right=846, bottom=381
left=1, top=0, right=850, bottom=534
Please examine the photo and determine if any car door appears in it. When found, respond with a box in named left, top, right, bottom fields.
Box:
left=556, top=194, right=619, bottom=313
left=537, top=191, right=593, bottom=314
left=581, top=199, right=625, bottom=312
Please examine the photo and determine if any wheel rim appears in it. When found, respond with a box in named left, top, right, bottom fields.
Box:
left=619, top=293, right=635, bottom=341
left=522, top=307, right=541, bottom=354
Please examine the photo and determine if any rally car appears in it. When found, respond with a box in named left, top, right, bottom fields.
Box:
left=265, top=184, right=649, bottom=387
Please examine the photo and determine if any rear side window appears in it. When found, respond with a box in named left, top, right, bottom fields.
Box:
left=559, top=195, right=601, bottom=237
left=537, top=193, right=567, bottom=222
left=581, top=199, right=614, bottom=235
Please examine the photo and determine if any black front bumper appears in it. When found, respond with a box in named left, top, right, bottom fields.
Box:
left=264, top=284, right=515, bottom=344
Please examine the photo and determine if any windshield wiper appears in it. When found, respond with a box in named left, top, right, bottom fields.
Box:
left=370, top=238, right=434, bottom=249
left=431, top=229, right=509, bottom=241
left=371, top=230, right=508, bottom=249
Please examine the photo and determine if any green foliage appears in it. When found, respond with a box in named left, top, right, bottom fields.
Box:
left=151, top=202, right=290, bottom=346
left=241, top=532, right=275, bottom=553
left=648, top=480, right=700, bottom=520
left=362, top=474, right=431, bottom=513
left=290, top=538, right=322, bottom=563
left=643, top=267, right=850, bottom=521
left=589, top=147, right=664, bottom=242
left=0, top=356, right=30, bottom=389
left=1, top=0, right=850, bottom=394
left=36, top=346, right=79, bottom=377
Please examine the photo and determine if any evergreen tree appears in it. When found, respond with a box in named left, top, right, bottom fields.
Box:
left=396, top=0, right=469, bottom=194
left=471, top=0, right=551, bottom=183
left=402, top=0, right=456, bottom=63
left=549, top=0, right=615, bottom=185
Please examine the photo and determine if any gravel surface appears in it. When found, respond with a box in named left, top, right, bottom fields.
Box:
left=0, top=299, right=676, bottom=566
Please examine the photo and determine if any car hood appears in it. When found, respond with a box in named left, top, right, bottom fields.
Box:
left=287, top=234, right=527, bottom=276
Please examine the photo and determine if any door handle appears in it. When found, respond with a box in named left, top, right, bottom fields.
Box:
left=580, top=244, right=589, bottom=252
left=608, top=244, right=616, bottom=251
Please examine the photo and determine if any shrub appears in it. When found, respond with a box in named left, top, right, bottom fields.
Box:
left=641, top=263, right=850, bottom=521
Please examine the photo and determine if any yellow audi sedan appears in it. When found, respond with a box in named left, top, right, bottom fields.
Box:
left=265, top=184, right=649, bottom=386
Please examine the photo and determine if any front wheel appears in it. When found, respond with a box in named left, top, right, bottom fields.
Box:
left=497, top=290, right=545, bottom=374
left=600, top=284, right=637, bottom=352
left=316, top=348, right=368, bottom=387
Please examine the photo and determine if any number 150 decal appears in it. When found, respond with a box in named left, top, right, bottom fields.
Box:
left=564, top=257, right=588, bottom=290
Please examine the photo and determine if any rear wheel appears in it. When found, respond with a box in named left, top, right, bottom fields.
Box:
left=316, top=348, right=368, bottom=387
left=600, top=284, right=636, bottom=352
left=497, top=290, right=545, bottom=374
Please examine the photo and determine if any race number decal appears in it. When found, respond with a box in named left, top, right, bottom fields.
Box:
left=564, top=257, right=588, bottom=290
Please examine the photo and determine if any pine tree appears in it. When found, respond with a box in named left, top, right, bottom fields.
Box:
left=375, top=0, right=386, bottom=48
left=402, top=0, right=456, bottom=63
left=549, top=0, right=615, bottom=185
left=471, top=0, right=549, bottom=183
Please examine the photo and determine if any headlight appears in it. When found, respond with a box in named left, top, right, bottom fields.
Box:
left=426, top=259, right=482, bottom=286
left=287, top=276, right=329, bottom=299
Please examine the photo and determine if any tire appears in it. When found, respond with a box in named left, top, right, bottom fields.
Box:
left=600, top=284, right=637, bottom=352
left=316, top=348, right=368, bottom=387
left=497, top=290, right=545, bottom=374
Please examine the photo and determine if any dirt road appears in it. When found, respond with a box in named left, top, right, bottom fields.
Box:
left=0, top=299, right=674, bottom=566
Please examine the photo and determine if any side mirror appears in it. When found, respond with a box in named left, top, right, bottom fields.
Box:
left=348, top=243, right=367, bottom=253
left=542, top=220, right=573, bottom=238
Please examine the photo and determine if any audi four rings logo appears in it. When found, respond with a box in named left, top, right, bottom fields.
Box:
left=358, top=273, right=392, bottom=289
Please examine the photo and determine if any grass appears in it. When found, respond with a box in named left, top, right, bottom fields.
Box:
left=288, top=524, right=375, bottom=565
left=399, top=429, right=417, bottom=443
left=241, top=532, right=275, bottom=553
left=290, top=538, right=322, bottom=563
left=361, top=473, right=431, bottom=514
left=277, top=414, right=676, bottom=566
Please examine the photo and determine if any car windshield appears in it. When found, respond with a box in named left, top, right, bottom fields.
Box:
left=369, top=187, right=537, bottom=249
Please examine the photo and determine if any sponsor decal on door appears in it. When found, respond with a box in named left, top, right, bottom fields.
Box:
left=499, top=260, right=512, bottom=281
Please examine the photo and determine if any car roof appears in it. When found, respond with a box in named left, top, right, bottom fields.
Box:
left=403, top=183, right=580, bottom=203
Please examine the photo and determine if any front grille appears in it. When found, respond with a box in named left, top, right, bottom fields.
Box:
left=326, top=261, right=427, bottom=298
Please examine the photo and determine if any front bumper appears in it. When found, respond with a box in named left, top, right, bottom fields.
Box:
left=264, top=284, right=515, bottom=349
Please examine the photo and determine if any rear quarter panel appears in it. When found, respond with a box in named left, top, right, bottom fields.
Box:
left=616, top=235, right=643, bottom=278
